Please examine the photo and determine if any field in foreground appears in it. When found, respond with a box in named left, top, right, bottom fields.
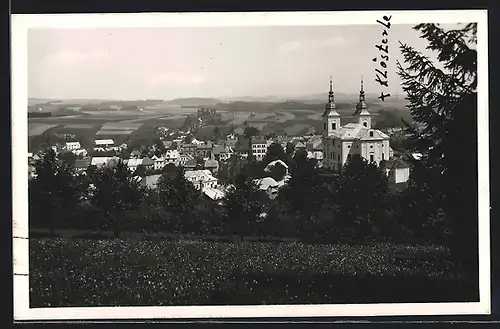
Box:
left=30, top=238, right=478, bottom=308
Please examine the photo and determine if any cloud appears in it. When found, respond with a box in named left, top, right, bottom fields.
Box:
left=278, top=36, right=355, bottom=53
left=147, top=72, right=205, bottom=86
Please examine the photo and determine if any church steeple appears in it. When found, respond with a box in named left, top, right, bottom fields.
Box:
left=328, top=76, right=334, bottom=103
left=323, top=76, right=338, bottom=117
left=353, top=76, right=372, bottom=129
left=359, top=76, right=365, bottom=102
left=323, top=76, right=341, bottom=137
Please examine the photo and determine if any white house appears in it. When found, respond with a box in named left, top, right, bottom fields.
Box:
left=184, top=169, right=218, bottom=190
left=264, top=159, right=290, bottom=176
left=202, top=186, right=226, bottom=201
left=64, top=141, right=81, bottom=151
left=322, top=78, right=391, bottom=171
left=191, top=138, right=204, bottom=145
left=72, top=149, right=88, bottom=157
left=253, top=177, right=280, bottom=199
left=94, top=139, right=115, bottom=148
left=153, top=156, right=166, bottom=171
left=164, top=149, right=180, bottom=166
left=127, top=158, right=143, bottom=172
left=382, top=159, right=411, bottom=184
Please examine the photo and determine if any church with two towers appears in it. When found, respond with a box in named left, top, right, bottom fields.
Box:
left=322, top=78, right=392, bottom=171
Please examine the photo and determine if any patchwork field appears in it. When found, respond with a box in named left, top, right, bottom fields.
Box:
left=28, top=123, right=60, bottom=136
left=284, top=123, right=311, bottom=135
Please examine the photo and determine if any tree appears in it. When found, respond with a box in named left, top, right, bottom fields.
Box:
left=58, top=151, right=77, bottom=167
left=157, top=167, right=200, bottom=232
left=397, top=23, right=478, bottom=271
left=279, top=148, right=324, bottom=227
left=262, top=142, right=286, bottom=166
left=29, top=148, right=82, bottom=233
left=335, top=155, right=389, bottom=242
left=243, top=126, right=259, bottom=138
left=90, top=160, right=145, bottom=237
left=222, top=171, right=268, bottom=237
left=154, top=138, right=166, bottom=153
left=162, top=163, right=178, bottom=176
left=133, top=164, right=147, bottom=178
left=285, top=142, right=295, bottom=162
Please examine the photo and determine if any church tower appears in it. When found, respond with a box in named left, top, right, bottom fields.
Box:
left=353, top=78, right=372, bottom=129
left=322, top=77, right=341, bottom=137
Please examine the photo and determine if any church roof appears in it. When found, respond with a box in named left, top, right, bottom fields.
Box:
left=327, top=123, right=389, bottom=140
left=322, top=103, right=340, bottom=117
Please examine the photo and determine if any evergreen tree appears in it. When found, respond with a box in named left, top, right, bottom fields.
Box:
left=280, top=148, right=324, bottom=225
left=29, top=148, right=82, bottom=233
left=336, top=155, right=389, bottom=242
left=397, top=23, right=478, bottom=270
left=90, top=160, right=144, bottom=236
left=222, top=171, right=268, bottom=237
left=133, top=164, right=147, bottom=178
left=157, top=166, right=200, bottom=231
left=262, top=142, right=286, bottom=166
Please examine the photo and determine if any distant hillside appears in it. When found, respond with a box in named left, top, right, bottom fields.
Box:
left=167, top=98, right=221, bottom=107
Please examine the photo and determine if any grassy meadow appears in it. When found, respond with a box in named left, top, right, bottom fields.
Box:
left=29, top=238, right=477, bottom=307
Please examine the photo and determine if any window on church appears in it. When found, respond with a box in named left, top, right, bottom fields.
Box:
left=382, top=153, right=385, bottom=160
left=348, top=145, right=351, bottom=148
left=363, top=122, right=367, bottom=127
left=332, top=122, right=336, bottom=130
left=370, top=145, right=373, bottom=148
left=370, top=154, right=374, bottom=162
left=369, top=131, right=374, bottom=137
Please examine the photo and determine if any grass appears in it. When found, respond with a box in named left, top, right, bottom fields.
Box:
left=29, top=238, right=477, bottom=308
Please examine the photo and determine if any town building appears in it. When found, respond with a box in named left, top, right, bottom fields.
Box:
left=234, top=138, right=252, bottom=159
left=184, top=159, right=198, bottom=170
left=306, top=139, right=324, bottom=165
left=64, top=141, right=81, bottom=151
left=381, top=159, right=410, bottom=184
left=251, top=138, right=270, bottom=161
left=196, top=141, right=213, bottom=158
left=152, top=155, right=166, bottom=171
left=322, top=78, right=391, bottom=171
left=94, top=139, right=114, bottom=148
left=74, top=158, right=91, bottom=175
left=126, top=158, right=143, bottom=172
left=185, top=169, right=218, bottom=190
left=264, top=159, right=290, bottom=176
left=180, top=144, right=197, bottom=157
left=253, top=177, right=280, bottom=199
left=142, top=157, right=154, bottom=171
left=179, top=153, right=195, bottom=167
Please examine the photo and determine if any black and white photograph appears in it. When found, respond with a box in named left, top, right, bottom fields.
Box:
left=12, top=10, right=490, bottom=320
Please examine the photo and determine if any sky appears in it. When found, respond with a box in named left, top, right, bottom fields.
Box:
left=27, top=24, right=449, bottom=100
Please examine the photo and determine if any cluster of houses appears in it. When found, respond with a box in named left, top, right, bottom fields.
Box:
left=28, top=79, right=419, bottom=204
